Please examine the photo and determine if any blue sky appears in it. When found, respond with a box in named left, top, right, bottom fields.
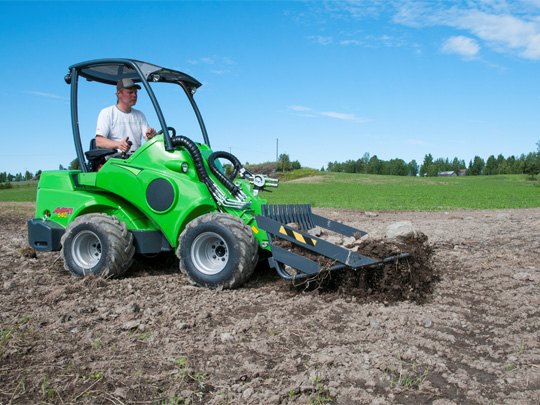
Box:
left=1, top=0, right=540, bottom=175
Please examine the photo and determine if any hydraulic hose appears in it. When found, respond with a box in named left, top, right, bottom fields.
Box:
left=170, top=136, right=218, bottom=195
left=213, top=151, right=241, bottom=181
left=170, top=136, right=248, bottom=204
left=207, top=151, right=246, bottom=198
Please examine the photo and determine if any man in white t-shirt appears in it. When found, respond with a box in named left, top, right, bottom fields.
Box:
left=95, top=78, right=157, bottom=154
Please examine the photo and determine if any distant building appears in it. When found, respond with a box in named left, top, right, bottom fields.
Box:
left=459, top=169, right=466, bottom=176
left=438, top=171, right=457, bottom=177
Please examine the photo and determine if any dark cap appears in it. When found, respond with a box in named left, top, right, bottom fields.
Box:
left=116, top=78, right=141, bottom=91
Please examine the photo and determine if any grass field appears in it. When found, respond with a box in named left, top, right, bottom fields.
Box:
left=0, top=183, right=38, bottom=202
left=1, top=173, right=538, bottom=210
left=265, top=172, right=540, bottom=210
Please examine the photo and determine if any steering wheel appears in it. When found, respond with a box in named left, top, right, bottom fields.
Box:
left=156, top=127, right=177, bottom=137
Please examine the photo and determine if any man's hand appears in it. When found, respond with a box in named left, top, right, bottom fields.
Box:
left=144, top=127, right=157, bottom=141
left=118, top=136, right=131, bottom=154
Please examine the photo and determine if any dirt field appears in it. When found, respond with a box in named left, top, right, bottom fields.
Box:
left=1, top=201, right=539, bottom=404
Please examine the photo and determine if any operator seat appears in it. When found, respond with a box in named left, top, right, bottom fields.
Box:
left=85, top=138, right=116, bottom=172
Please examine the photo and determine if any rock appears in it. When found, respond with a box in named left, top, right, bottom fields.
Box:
left=307, top=226, right=323, bottom=237
left=513, top=272, right=535, bottom=281
left=385, top=221, right=417, bottom=241
left=181, top=389, right=194, bottom=398
left=369, top=320, right=381, bottom=328
left=364, top=211, right=378, bottom=217
left=326, top=235, right=343, bottom=245
left=121, top=320, right=141, bottom=331
left=174, top=321, right=190, bottom=330
left=425, top=318, right=433, bottom=328
left=314, top=353, right=334, bottom=365
left=113, top=388, right=127, bottom=399
left=343, top=236, right=356, bottom=248
left=242, top=387, right=254, bottom=399
left=360, top=234, right=372, bottom=243
left=138, top=323, right=148, bottom=332
left=220, top=332, right=234, bottom=342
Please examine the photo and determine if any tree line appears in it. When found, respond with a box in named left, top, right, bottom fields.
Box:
left=0, top=170, right=41, bottom=184
left=0, top=161, right=79, bottom=184
left=325, top=143, right=540, bottom=178
left=325, top=153, right=421, bottom=176
left=2, top=144, right=539, bottom=184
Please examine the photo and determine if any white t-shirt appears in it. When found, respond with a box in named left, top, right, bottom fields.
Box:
left=96, top=105, right=149, bottom=152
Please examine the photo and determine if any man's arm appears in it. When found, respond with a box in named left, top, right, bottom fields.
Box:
left=95, top=135, right=131, bottom=154
left=144, top=127, right=157, bottom=141
left=138, top=111, right=157, bottom=142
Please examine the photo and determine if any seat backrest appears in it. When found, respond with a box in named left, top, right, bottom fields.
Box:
left=85, top=138, right=116, bottom=172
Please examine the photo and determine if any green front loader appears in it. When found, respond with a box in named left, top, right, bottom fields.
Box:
left=28, top=59, right=407, bottom=289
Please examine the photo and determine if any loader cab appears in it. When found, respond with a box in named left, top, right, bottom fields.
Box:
left=65, top=58, right=210, bottom=173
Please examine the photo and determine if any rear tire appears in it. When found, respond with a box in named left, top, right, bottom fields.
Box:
left=177, top=213, right=258, bottom=289
left=61, top=214, right=135, bottom=278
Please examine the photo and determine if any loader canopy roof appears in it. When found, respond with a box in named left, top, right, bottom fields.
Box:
left=68, top=59, right=202, bottom=91
left=67, top=58, right=209, bottom=173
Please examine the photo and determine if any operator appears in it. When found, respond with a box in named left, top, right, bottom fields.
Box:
left=95, top=78, right=157, bottom=154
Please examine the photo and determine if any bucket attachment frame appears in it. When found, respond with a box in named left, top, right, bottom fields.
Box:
left=256, top=204, right=409, bottom=280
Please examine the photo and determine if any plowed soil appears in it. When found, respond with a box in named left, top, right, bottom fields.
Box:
left=1, top=202, right=539, bottom=404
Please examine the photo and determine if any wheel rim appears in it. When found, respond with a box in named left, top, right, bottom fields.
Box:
left=191, top=232, right=229, bottom=275
left=71, top=230, right=102, bottom=271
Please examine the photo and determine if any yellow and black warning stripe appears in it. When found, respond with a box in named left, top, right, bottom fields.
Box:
left=278, top=226, right=317, bottom=247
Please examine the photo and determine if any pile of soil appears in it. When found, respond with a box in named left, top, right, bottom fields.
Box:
left=275, top=234, right=437, bottom=304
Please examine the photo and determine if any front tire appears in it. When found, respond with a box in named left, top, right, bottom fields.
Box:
left=61, top=214, right=135, bottom=278
left=178, top=213, right=258, bottom=289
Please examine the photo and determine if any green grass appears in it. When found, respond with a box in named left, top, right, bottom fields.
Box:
left=0, top=183, right=38, bottom=202
left=275, top=167, right=320, bottom=181
left=2, top=173, right=538, bottom=210
left=385, top=352, right=430, bottom=392
left=265, top=172, right=540, bottom=210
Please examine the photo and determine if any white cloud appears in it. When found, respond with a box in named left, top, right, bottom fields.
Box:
left=187, top=56, right=236, bottom=66
left=457, top=10, right=540, bottom=59
left=288, top=105, right=370, bottom=122
left=442, top=35, right=481, bottom=59
left=24, top=91, right=66, bottom=100
left=320, top=111, right=356, bottom=120
left=288, top=105, right=312, bottom=111
left=320, top=111, right=371, bottom=122
left=330, top=0, right=540, bottom=60
left=340, top=39, right=365, bottom=46
left=307, top=35, right=333, bottom=45
left=339, top=35, right=413, bottom=49
left=392, top=1, right=540, bottom=60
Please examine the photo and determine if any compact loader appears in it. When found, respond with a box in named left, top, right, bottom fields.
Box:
left=28, top=59, right=407, bottom=289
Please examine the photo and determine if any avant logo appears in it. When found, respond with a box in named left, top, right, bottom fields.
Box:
left=53, top=207, right=74, bottom=218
